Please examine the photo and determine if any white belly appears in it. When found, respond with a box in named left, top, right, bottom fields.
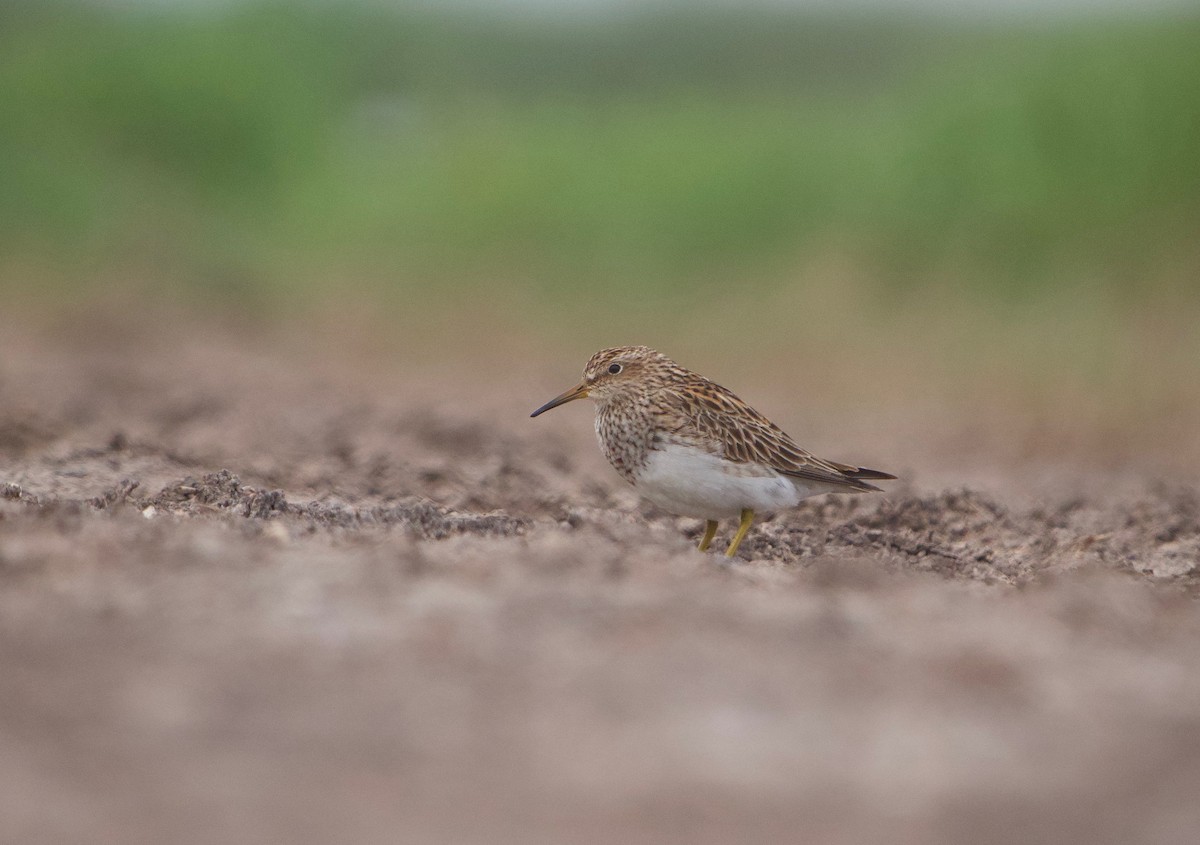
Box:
left=632, top=443, right=814, bottom=521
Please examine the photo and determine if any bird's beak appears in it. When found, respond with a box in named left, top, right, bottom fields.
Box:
left=530, top=382, right=589, bottom=417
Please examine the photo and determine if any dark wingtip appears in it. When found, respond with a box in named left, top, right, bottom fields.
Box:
left=841, top=467, right=896, bottom=492
left=847, top=467, right=897, bottom=481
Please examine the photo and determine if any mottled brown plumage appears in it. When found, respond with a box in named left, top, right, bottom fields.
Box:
left=532, top=345, right=894, bottom=556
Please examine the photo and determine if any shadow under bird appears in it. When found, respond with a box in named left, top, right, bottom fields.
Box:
left=531, top=346, right=895, bottom=557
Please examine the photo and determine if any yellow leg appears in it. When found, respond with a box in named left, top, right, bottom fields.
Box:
left=697, top=519, right=718, bottom=552
left=725, top=509, right=755, bottom=558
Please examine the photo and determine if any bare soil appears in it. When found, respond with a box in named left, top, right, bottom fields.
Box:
left=2, top=316, right=1199, bottom=845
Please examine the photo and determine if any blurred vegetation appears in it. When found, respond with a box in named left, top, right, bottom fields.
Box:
left=1, top=0, right=1197, bottom=307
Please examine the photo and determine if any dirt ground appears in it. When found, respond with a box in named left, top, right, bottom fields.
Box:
left=2, top=313, right=1199, bottom=845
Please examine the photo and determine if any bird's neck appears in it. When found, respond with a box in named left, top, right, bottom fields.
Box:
left=594, top=392, right=654, bottom=482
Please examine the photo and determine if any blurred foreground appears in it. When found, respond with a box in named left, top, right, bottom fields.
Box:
left=1, top=315, right=1199, bottom=844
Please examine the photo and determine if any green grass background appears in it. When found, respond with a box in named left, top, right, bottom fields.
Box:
left=1, top=0, right=1197, bottom=313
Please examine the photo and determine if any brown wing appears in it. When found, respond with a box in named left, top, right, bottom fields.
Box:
left=662, top=376, right=894, bottom=492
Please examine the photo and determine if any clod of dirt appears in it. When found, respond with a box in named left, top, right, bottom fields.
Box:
left=152, top=470, right=288, bottom=518
left=88, top=479, right=141, bottom=510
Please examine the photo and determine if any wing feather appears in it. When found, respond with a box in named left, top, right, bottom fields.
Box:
left=662, top=377, right=892, bottom=492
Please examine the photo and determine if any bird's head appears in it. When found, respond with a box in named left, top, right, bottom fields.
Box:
left=530, top=346, right=672, bottom=416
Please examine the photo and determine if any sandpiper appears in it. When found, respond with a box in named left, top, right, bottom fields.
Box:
left=531, top=346, right=894, bottom=557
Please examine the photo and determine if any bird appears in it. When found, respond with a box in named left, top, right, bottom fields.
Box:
left=531, top=346, right=894, bottom=557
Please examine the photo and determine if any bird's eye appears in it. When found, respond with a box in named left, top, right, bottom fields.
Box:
left=608, top=363, right=622, bottom=375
